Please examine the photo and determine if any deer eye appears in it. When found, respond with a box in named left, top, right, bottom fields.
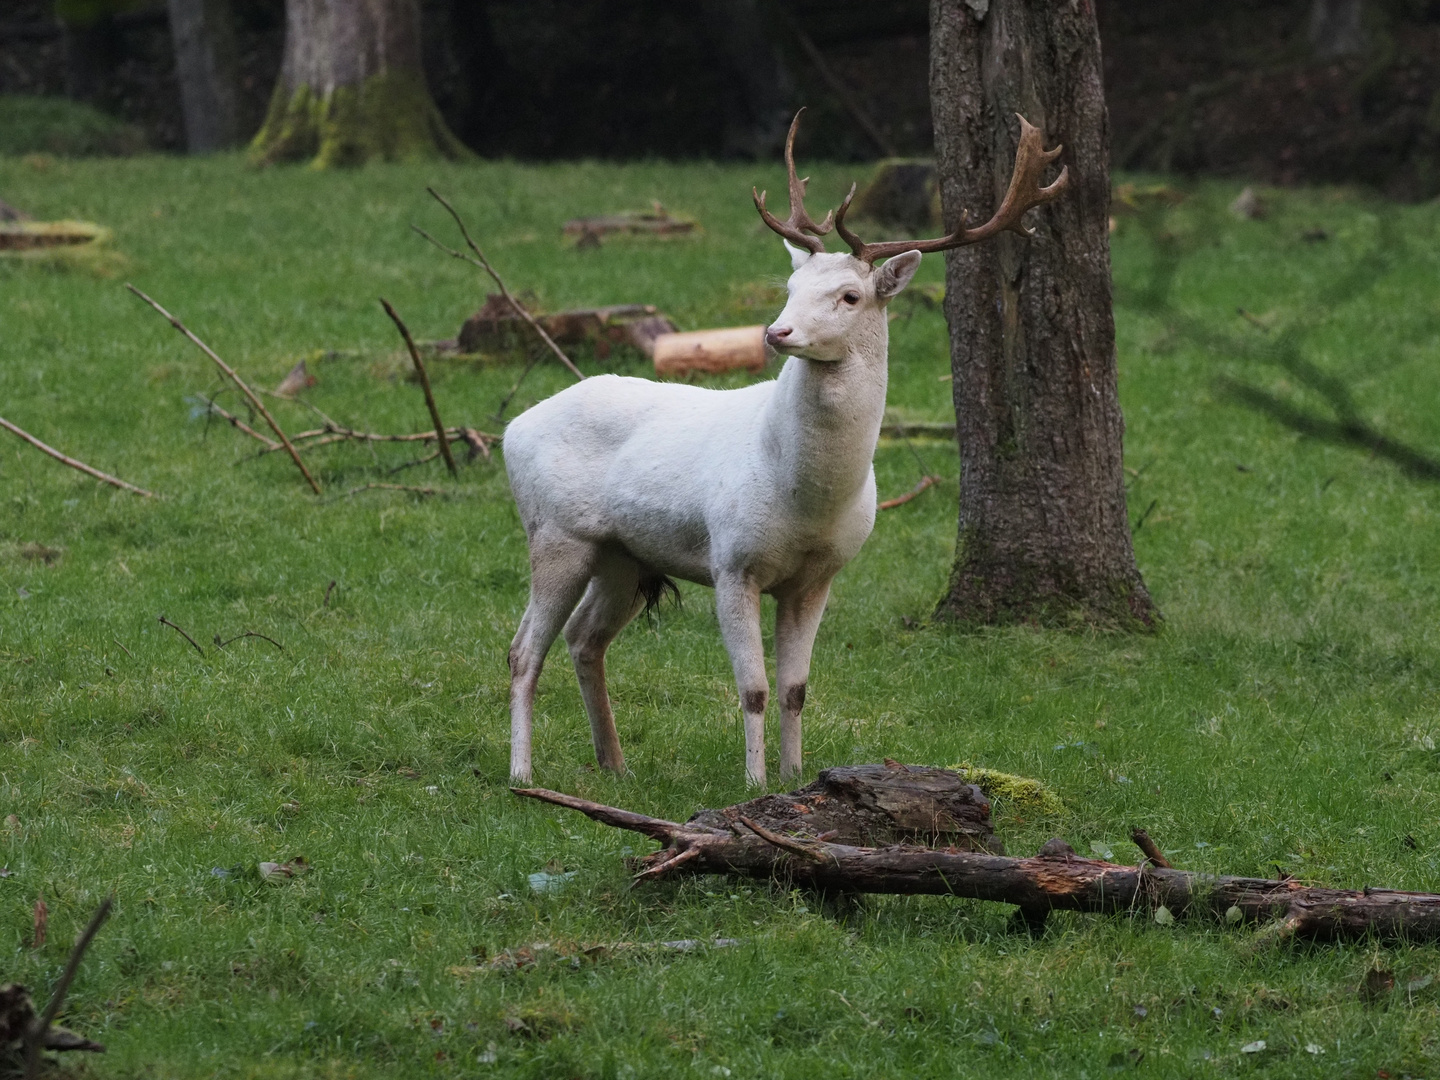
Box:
left=842, top=291, right=861, bottom=306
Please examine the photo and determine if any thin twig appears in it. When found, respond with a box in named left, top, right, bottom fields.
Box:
left=380, top=298, right=458, bottom=476
left=415, top=189, right=585, bottom=380
left=158, top=614, right=204, bottom=658
left=194, top=394, right=279, bottom=450
left=631, top=844, right=704, bottom=885
left=111, top=636, right=134, bottom=659
left=0, top=416, right=157, bottom=498
left=493, top=350, right=545, bottom=424
left=343, top=483, right=440, bottom=498
left=787, top=21, right=897, bottom=157
left=388, top=449, right=441, bottom=475
left=877, top=474, right=943, bottom=511
left=738, top=816, right=828, bottom=862
left=127, top=285, right=321, bottom=494
left=324, top=580, right=337, bottom=608
left=1131, top=828, right=1173, bottom=869
left=213, top=630, right=284, bottom=651
left=24, top=894, right=114, bottom=1080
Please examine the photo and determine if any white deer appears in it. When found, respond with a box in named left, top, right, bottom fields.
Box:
left=503, top=111, right=1067, bottom=786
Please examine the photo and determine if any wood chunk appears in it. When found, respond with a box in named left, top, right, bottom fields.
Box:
left=653, top=326, right=766, bottom=377
left=457, top=296, right=678, bottom=360
left=688, top=763, right=1003, bottom=852
left=562, top=204, right=698, bottom=240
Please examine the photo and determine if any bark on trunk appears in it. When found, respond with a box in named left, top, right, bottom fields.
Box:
left=929, top=0, right=1156, bottom=628
left=516, top=768, right=1440, bottom=943
left=249, top=0, right=469, bottom=168
left=1309, top=0, right=1365, bottom=58
left=167, top=0, right=238, bottom=153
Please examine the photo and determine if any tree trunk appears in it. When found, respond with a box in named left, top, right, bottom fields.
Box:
left=1309, top=0, right=1365, bottom=58
left=167, top=0, right=238, bottom=153
left=929, top=0, right=1156, bottom=629
left=249, top=0, right=470, bottom=168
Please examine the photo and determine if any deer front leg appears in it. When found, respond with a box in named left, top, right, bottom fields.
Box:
left=714, top=572, right=768, bottom=786
left=774, top=582, right=831, bottom=780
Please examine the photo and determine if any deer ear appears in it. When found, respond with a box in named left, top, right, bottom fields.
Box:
left=874, top=250, right=922, bottom=300
left=783, top=239, right=811, bottom=271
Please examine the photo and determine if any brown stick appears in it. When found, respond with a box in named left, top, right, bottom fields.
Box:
left=213, top=630, right=284, bottom=651
left=0, top=416, right=157, bottom=498
left=788, top=22, right=897, bottom=158
left=878, top=475, right=942, bottom=511
left=515, top=784, right=1440, bottom=943
left=342, top=482, right=440, bottom=499
left=158, top=614, right=204, bottom=658
left=414, top=189, right=585, bottom=381
left=25, top=895, right=113, bottom=1080
left=195, top=394, right=280, bottom=450
left=1131, top=828, right=1173, bottom=869
left=379, top=298, right=458, bottom=476
left=127, top=285, right=321, bottom=494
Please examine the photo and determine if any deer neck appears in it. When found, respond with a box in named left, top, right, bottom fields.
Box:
left=762, top=322, right=888, bottom=516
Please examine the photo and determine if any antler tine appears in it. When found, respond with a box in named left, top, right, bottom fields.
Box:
left=838, top=114, right=1068, bottom=265
left=752, top=109, right=834, bottom=254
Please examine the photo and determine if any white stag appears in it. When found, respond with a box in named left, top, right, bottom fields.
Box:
left=503, top=111, right=1067, bottom=786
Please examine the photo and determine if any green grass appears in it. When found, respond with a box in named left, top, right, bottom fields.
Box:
left=3, top=150, right=1440, bottom=1078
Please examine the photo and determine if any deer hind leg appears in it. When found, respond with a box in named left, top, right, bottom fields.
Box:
left=508, top=531, right=596, bottom=783
left=715, top=572, right=768, bottom=786
left=774, top=581, right=832, bottom=780
left=563, top=550, right=649, bottom=775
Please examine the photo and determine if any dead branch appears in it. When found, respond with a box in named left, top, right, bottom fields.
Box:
left=127, top=285, right=321, bottom=494
left=195, top=394, right=279, bottom=450
left=379, top=298, right=458, bottom=476
left=324, top=580, right=337, bottom=608
left=387, top=450, right=441, bottom=475
left=342, top=483, right=440, bottom=499
left=261, top=424, right=496, bottom=456
left=415, top=188, right=585, bottom=381
left=1131, top=828, right=1172, bottom=869
left=515, top=766, right=1440, bottom=943
left=158, top=614, right=204, bottom=658
left=22, top=894, right=113, bottom=1078
left=0, top=416, right=156, bottom=498
left=213, top=630, right=283, bottom=651
left=878, top=475, right=942, bottom=511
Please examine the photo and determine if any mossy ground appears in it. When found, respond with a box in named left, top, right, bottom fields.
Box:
left=2, top=153, right=1440, bottom=1077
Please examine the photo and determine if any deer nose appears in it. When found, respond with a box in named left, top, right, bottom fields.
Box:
left=765, top=325, right=793, bottom=349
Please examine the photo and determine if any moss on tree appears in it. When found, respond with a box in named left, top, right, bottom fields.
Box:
left=248, top=71, right=471, bottom=169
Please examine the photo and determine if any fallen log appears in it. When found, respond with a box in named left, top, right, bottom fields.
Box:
left=458, top=295, right=678, bottom=361
left=515, top=762, right=1440, bottom=942
left=653, top=325, right=767, bottom=377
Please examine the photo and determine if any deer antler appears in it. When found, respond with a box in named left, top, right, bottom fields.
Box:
left=834, top=115, right=1069, bottom=265
left=752, top=109, right=835, bottom=255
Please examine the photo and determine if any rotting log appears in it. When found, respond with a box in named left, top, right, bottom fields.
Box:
left=514, top=763, right=1440, bottom=942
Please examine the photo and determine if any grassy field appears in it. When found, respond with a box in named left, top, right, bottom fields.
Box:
left=3, top=149, right=1440, bottom=1078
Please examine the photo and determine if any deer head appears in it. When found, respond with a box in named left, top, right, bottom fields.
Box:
left=755, top=109, right=1069, bottom=363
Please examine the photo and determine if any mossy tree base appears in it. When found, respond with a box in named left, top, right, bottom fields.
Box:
left=249, top=72, right=471, bottom=169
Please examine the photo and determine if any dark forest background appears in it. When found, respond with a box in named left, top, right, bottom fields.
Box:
left=3, top=0, right=1440, bottom=198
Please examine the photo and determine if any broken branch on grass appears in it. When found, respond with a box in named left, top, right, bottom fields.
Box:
left=342, top=483, right=440, bottom=499
left=111, top=636, right=134, bottom=659
left=0, top=416, right=157, bottom=498
left=194, top=394, right=279, bottom=451
left=415, top=188, right=585, bottom=381
left=1131, top=828, right=1172, bottom=869
left=212, top=630, right=283, bottom=652
left=126, top=285, right=321, bottom=494
left=379, top=298, right=458, bottom=476
left=515, top=766, right=1440, bottom=944
left=23, top=894, right=113, bottom=1079
left=158, top=615, right=204, bottom=658
left=324, top=580, right=336, bottom=608
left=877, top=475, right=943, bottom=511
